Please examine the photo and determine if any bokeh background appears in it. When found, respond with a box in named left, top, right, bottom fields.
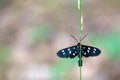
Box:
left=0, top=0, right=120, bottom=80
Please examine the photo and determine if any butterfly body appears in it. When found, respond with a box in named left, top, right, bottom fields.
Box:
left=57, top=43, right=101, bottom=66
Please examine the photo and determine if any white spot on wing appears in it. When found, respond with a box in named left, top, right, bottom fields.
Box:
left=82, top=47, right=85, bottom=49
left=73, top=53, right=75, bottom=56
left=67, top=48, right=70, bottom=51
left=62, top=50, right=64, bottom=52
left=63, top=53, right=65, bottom=55
left=94, top=48, right=96, bottom=51
left=73, top=47, right=76, bottom=49
left=87, top=50, right=89, bottom=53
left=75, top=51, right=77, bottom=53
left=88, top=47, right=90, bottom=50
left=84, top=52, right=86, bottom=55
left=93, top=51, right=95, bottom=53
left=69, top=51, right=71, bottom=54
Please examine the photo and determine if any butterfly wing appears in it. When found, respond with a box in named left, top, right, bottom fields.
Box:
left=57, top=45, right=79, bottom=58
left=81, top=45, right=101, bottom=57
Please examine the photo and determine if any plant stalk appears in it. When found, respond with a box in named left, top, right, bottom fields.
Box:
left=78, top=0, right=83, bottom=80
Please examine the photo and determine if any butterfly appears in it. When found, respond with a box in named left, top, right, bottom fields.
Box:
left=57, top=35, right=101, bottom=66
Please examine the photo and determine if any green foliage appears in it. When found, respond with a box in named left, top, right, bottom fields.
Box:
left=91, top=33, right=120, bottom=59
left=51, top=58, right=77, bottom=80
left=0, top=0, right=7, bottom=5
left=30, top=25, right=54, bottom=43
left=0, top=46, right=10, bottom=65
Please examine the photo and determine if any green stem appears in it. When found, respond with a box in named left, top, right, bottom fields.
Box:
left=78, top=0, right=83, bottom=80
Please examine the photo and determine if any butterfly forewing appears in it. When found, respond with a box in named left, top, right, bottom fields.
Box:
left=81, top=45, right=101, bottom=57
left=57, top=45, right=79, bottom=58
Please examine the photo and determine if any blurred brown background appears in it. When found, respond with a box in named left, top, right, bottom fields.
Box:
left=0, top=0, right=120, bottom=80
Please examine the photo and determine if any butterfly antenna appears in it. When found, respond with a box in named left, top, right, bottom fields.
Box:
left=80, top=34, right=88, bottom=41
left=70, top=35, right=79, bottom=43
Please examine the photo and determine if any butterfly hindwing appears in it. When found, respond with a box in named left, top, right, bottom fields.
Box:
left=57, top=45, right=79, bottom=58
left=81, top=45, right=101, bottom=57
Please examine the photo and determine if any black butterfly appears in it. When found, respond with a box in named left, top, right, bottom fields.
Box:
left=57, top=35, right=101, bottom=66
